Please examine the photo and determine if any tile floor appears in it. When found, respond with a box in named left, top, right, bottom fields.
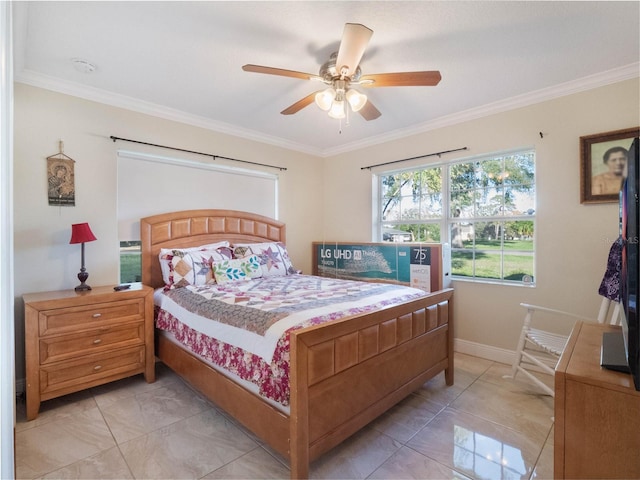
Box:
left=15, top=353, right=555, bottom=479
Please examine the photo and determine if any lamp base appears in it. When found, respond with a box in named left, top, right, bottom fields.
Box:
left=75, top=270, right=91, bottom=292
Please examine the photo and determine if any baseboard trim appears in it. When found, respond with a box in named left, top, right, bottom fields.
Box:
left=454, top=338, right=515, bottom=366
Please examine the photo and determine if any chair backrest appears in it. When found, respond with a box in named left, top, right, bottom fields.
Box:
left=597, top=297, right=622, bottom=325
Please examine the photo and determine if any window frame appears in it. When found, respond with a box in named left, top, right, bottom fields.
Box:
left=375, top=148, right=536, bottom=286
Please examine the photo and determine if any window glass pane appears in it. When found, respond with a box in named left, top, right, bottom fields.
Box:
left=476, top=189, right=504, bottom=217
left=382, top=225, right=414, bottom=242
left=451, top=249, right=474, bottom=277
left=450, top=221, right=474, bottom=249
left=473, top=221, right=500, bottom=247
left=418, top=223, right=441, bottom=242
left=473, top=251, right=503, bottom=279
left=504, top=153, right=535, bottom=186
left=506, top=185, right=536, bottom=215
left=417, top=167, right=443, bottom=195
left=419, top=193, right=443, bottom=218
left=450, top=162, right=476, bottom=191
left=504, top=252, right=534, bottom=282
left=380, top=173, right=401, bottom=197
left=380, top=167, right=442, bottom=222
left=504, top=220, right=534, bottom=282
left=511, top=185, right=536, bottom=215
left=382, top=198, right=401, bottom=221
left=119, top=241, right=141, bottom=283
left=400, top=195, right=420, bottom=220
left=450, top=190, right=475, bottom=218
left=478, top=159, right=504, bottom=187
left=505, top=220, right=534, bottom=243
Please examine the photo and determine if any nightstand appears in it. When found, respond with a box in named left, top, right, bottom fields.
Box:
left=23, top=283, right=155, bottom=420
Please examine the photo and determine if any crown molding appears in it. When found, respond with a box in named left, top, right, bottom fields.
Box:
left=322, top=62, right=640, bottom=157
left=15, top=62, right=639, bottom=158
left=14, top=69, right=324, bottom=157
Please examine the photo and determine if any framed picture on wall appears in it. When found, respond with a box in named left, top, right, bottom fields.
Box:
left=580, top=127, right=640, bottom=204
left=47, top=156, right=76, bottom=206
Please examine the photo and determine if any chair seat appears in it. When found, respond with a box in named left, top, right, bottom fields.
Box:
left=526, top=328, right=569, bottom=356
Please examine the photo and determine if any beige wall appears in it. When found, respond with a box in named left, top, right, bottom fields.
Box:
left=13, top=83, right=323, bottom=380
left=12, top=78, right=639, bottom=380
left=322, top=78, right=639, bottom=358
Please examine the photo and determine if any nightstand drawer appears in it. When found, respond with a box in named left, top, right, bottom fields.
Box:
left=39, top=345, right=146, bottom=396
left=38, top=298, right=145, bottom=336
left=39, top=322, right=145, bottom=364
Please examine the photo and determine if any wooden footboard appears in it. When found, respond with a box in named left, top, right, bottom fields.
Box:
left=156, top=287, right=453, bottom=479
left=289, top=288, right=453, bottom=478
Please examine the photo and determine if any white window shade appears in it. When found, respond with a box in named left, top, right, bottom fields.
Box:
left=117, top=150, right=278, bottom=241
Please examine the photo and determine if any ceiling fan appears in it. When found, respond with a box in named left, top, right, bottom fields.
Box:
left=242, top=23, right=441, bottom=121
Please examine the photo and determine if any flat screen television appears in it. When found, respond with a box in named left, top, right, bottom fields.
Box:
left=603, top=136, right=640, bottom=391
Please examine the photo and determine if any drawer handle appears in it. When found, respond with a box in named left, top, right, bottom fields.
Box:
left=93, top=365, right=102, bottom=371
left=92, top=313, right=102, bottom=318
left=93, top=339, right=102, bottom=345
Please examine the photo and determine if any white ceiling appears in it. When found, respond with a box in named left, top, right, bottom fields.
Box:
left=12, top=1, right=640, bottom=157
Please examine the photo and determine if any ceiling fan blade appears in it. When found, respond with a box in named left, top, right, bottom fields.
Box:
left=242, top=64, right=319, bottom=81
left=359, top=100, right=381, bottom=121
left=281, top=92, right=318, bottom=115
left=335, top=23, right=373, bottom=78
left=360, top=71, right=442, bottom=87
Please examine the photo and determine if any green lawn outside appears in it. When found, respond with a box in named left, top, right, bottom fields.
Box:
left=120, top=252, right=142, bottom=283
left=452, top=250, right=533, bottom=281
left=460, top=239, right=533, bottom=251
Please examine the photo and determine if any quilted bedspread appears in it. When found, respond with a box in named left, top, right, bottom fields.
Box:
left=155, top=274, right=426, bottom=406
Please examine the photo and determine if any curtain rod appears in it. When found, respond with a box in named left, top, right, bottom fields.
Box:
left=110, top=136, right=287, bottom=171
left=361, top=147, right=468, bottom=170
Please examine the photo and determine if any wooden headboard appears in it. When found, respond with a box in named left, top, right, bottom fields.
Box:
left=140, top=209, right=286, bottom=289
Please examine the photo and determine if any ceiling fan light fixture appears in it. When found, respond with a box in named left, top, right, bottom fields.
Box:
left=328, top=99, right=346, bottom=119
left=315, top=87, right=336, bottom=111
left=346, top=89, right=367, bottom=112
left=242, top=23, right=441, bottom=123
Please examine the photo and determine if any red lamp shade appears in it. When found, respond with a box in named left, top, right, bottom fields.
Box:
left=69, top=223, right=97, bottom=244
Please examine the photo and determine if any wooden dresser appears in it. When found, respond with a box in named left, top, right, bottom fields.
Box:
left=554, top=321, right=640, bottom=479
left=23, top=283, right=155, bottom=420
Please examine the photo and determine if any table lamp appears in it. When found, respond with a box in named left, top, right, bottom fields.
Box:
left=69, top=222, right=97, bottom=291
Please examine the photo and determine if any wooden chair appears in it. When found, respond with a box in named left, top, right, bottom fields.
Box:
left=505, top=297, right=621, bottom=396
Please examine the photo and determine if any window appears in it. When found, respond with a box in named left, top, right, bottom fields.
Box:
left=380, top=165, right=443, bottom=243
left=120, top=240, right=142, bottom=283
left=378, top=149, right=535, bottom=284
left=117, top=150, right=279, bottom=283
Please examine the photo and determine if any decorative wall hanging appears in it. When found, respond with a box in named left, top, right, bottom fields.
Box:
left=47, top=141, right=76, bottom=206
left=580, top=127, right=640, bottom=204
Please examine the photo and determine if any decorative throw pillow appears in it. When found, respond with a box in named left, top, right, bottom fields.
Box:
left=232, top=242, right=296, bottom=277
left=159, top=241, right=230, bottom=284
left=212, top=255, right=262, bottom=284
left=159, top=242, right=232, bottom=288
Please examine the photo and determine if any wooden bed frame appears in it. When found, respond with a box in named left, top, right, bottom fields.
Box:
left=141, top=209, right=454, bottom=478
